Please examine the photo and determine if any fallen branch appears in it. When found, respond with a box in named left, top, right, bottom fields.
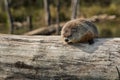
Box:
left=24, top=23, right=64, bottom=35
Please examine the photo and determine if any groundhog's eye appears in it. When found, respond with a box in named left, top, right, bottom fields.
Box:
left=71, top=28, right=77, bottom=32
left=65, top=30, right=68, bottom=33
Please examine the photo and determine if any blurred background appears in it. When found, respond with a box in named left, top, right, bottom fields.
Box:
left=0, top=0, right=120, bottom=37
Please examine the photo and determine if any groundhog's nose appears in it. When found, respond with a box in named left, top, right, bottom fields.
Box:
left=65, top=38, right=69, bottom=42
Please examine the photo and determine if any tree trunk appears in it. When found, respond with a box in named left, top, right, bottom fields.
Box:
left=27, top=15, right=33, bottom=31
left=71, top=0, right=79, bottom=20
left=4, top=0, right=14, bottom=34
left=56, top=0, right=60, bottom=35
left=44, top=0, right=51, bottom=26
left=0, top=34, right=120, bottom=80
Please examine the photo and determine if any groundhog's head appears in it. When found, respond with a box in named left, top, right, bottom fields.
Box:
left=61, top=19, right=87, bottom=44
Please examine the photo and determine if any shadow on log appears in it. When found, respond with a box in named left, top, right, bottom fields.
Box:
left=0, top=34, right=120, bottom=80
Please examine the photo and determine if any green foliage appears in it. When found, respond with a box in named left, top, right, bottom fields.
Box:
left=96, top=20, right=120, bottom=37
left=0, top=11, right=7, bottom=23
left=49, top=0, right=71, bottom=7
left=105, top=3, right=120, bottom=16
left=80, top=5, right=103, bottom=17
left=11, top=7, right=27, bottom=21
left=100, top=28, right=113, bottom=37
left=0, top=1, right=6, bottom=22
left=114, top=28, right=120, bottom=37
left=10, top=0, right=43, bottom=9
left=80, top=0, right=112, bottom=6
left=50, top=5, right=70, bottom=23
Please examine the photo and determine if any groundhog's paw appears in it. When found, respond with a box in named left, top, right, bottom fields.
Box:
left=88, top=39, right=94, bottom=45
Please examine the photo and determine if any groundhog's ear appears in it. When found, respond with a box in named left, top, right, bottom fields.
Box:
left=71, top=28, right=77, bottom=32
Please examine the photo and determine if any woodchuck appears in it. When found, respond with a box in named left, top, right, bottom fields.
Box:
left=61, top=19, right=98, bottom=44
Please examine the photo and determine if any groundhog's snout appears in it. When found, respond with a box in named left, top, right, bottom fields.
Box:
left=64, top=38, right=69, bottom=42
left=64, top=34, right=72, bottom=43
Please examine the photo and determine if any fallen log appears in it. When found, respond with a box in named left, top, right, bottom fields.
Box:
left=0, top=34, right=120, bottom=80
left=24, top=23, right=64, bottom=35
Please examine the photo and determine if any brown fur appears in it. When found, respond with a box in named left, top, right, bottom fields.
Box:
left=79, top=31, right=94, bottom=42
left=61, top=18, right=98, bottom=44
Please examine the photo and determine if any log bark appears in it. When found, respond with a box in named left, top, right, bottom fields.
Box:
left=0, top=34, right=120, bottom=80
